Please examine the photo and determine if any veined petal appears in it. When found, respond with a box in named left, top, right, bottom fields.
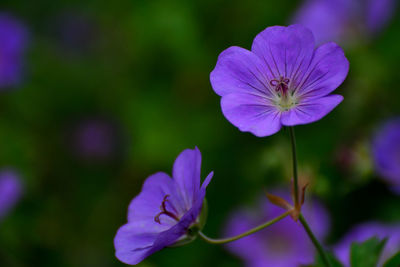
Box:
left=128, top=172, right=185, bottom=223
left=114, top=220, right=167, bottom=265
left=281, top=95, right=343, bottom=126
left=153, top=189, right=206, bottom=250
left=296, top=42, right=349, bottom=99
left=201, top=171, right=214, bottom=190
left=210, top=46, right=274, bottom=97
left=221, top=93, right=282, bottom=137
left=251, top=24, right=315, bottom=86
left=172, top=148, right=201, bottom=210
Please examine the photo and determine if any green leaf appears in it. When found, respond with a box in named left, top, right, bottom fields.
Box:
left=350, top=237, right=387, bottom=267
left=383, top=251, right=400, bottom=267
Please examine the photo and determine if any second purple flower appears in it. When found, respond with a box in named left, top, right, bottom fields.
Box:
left=210, top=24, right=349, bottom=137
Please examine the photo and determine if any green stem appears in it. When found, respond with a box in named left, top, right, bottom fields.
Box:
left=198, top=210, right=291, bottom=244
left=299, top=215, right=331, bottom=267
left=289, top=127, right=331, bottom=267
left=289, top=127, right=299, bottom=207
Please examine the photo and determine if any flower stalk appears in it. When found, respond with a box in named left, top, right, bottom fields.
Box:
left=198, top=210, right=291, bottom=244
left=289, top=127, right=331, bottom=267
left=299, top=214, right=332, bottom=267
left=289, top=127, right=299, bottom=209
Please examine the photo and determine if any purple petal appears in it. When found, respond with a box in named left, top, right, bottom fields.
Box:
left=372, top=118, right=400, bottom=188
left=333, top=222, right=400, bottom=267
left=128, top=172, right=185, bottom=224
left=292, top=0, right=351, bottom=45
left=0, top=14, right=29, bottom=88
left=153, top=188, right=206, bottom=250
left=172, top=148, right=201, bottom=210
left=0, top=170, right=22, bottom=220
left=224, top=211, right=268, bottom=265
left=366, top=0, right=396, bottom=34
left=114, top=220, right=167, bottom=265
left=281, top=94, right=343, bottom=126
left=210, top=46, right=274, bottom=97
left=225, top=192, right=330, bottom=267
left=221, top=93, right=282, bottom=137
left=295, top=42, right=349, bottom=100
left=201, top=171, right=214, bottom=189
left=251, top=24, right=315, bottom=85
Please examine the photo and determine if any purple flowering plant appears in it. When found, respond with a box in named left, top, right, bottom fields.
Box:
left=293, top=0, right=396, bottom=45
left=372, top=118, right=400, bottom=193
left=114, top=23, right=400, bottom=267
left=225, top=191, right=330, bottom=267
left=114, top=147, right=213, bottom=265
left=210, top=24, right=349, bottom=137
left=0, top=169, right=23, bottom=221
left=334, top=222, right=400, bottom=266
left=0, top=13, right=28, bottom=89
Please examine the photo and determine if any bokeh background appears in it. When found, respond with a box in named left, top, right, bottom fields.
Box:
left=0, top=0, right=399, bottom=266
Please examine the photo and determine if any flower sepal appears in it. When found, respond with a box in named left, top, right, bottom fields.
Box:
left=266, top=180, right=309, bottom=221
left=167, top=198, right=208, bottom=248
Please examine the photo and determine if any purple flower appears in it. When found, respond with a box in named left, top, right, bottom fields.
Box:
left=334, top=222, right=400, bottom=266
left=0, top=13, right=29, bottom=88
left=70, top=118, right=121, bottom=161
left=225, top=191, right=330, bottom=267
left=292, top=0, right=351, bottom=44
left=293, top=0, right=396, bottom=44
left=54, top=11, right=99, bottom=55
left=372, top=118, right=400, bottom=193
left=366, top=0, right=396, bottom=34
left=0, top=169, right=23, bottom=220
left=210, top=24, right=349, bottom=137
left=114, top=147, right=213, bottom=265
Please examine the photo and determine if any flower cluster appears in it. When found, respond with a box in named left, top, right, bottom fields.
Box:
left=114, top=24, right=351, bottom=265
left=114, top=21, right=399, bottom=267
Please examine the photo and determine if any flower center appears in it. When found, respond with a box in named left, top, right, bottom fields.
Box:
left=270, top=77, right=298, bottom=111
left=270, top=77, right=290, bottom=97
left=154, top=195, right=180, bottom=224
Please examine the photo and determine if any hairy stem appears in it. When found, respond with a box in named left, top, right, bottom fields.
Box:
left=299, top=215, right=331, bottom=267
left=289, top=127, right=299, bottom=207
left=289, top=127, right=331, bottom=267
left=198, top=210, right=291, bottom=244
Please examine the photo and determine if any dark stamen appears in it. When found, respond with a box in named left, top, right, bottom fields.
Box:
left=154, top=195, right=180, bottom=224
left=270, top=77, right=290, bottom=97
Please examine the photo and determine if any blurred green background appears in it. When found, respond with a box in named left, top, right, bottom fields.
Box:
left=0, top=0, right=399, bottom=266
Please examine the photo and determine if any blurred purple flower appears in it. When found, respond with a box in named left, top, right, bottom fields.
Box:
left=366, top=0, right=396, bottom=34
left=71, top=118, right=120, bottom=161
left=372, top=118, right=400, bottom=193
left=334, top=222, right=400, bottom=266
left=114, top=147, right=213, bottom=265
left=0, top=169, right=23, bottom=220
left=54, top=11, right=99, bottom=55
left=225, top=191, right=330, bottom=267
left=0, top=13, right=29, bottom=88
left=210, top=24, right=349, bottom=137
left=293, top=0, right=396, bottom=44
